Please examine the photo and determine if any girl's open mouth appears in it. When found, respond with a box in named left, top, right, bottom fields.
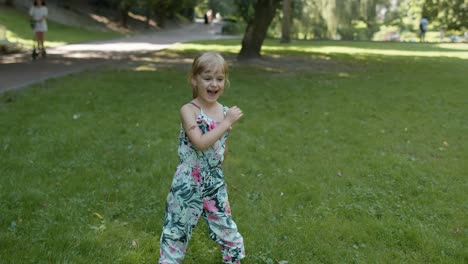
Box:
left=207, top=90, right=218, bottom=96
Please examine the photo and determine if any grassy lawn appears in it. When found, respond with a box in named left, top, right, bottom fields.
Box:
left=0, top=40, right=467, bottom=263
left=0, top=6, right=122, bottom=48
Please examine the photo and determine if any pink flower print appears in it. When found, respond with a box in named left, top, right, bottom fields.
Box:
left=169, top=246, right=176, bottom=253
left=203, top=199, right=219, bottom=213
left=223, top=255, right=232, bottom=261
left=208, top=214, right=219, bottom=221
left=191, top=166, right=201, bottom=183
left=208, top=120, right=217, bottom=130
left=224, top=201, right=232, bottom=216
left=225, top=241, right=235, bottom=247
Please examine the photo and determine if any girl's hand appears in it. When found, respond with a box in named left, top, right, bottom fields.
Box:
left=225, top=106, right=243, bottom=126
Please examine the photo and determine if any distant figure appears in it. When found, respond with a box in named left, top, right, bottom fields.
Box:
left=439, top=26, right=445, bottom=42
left=204, top=12, right=209, bottom=24
left=206, top=9, right=213, bottom=23
left=419, top=16, right=429, bottom=42
left=29, top=0, right=48, bottom=55
left=215, top=12, right=222, bottom=22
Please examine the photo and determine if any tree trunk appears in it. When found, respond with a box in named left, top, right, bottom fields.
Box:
left=280, top=0, right=291, bottom=43
left=237, top=0, right=280, bottom=60
left=145, top=6, right=151, bottom=29
left=120, top=4, right=130, bottom=28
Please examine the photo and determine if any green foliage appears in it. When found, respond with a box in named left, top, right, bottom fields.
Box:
left=423, top=0, right=467, bottom=30
left=233, top=0, right=256, bottom=23
left=1, top=41, right=467, bottom=263
left=221, top=19, right=246, bottom=35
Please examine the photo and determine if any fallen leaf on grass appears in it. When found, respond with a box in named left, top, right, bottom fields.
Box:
left=93, top=212, right=104, bottom=220
left=131, top=240, right=138, bottom=249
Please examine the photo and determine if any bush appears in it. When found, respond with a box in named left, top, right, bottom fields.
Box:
left=221, top=20, right=245, bottom=35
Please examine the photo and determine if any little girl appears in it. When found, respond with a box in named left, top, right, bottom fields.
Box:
left=29, top=0, right=48, bottom=56
left=159, top=52, right=246, bottom=264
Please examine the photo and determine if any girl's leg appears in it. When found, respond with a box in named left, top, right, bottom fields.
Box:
left=203, top=185, right=245, bottom=264
left=34, top=32, right=40, bottom=49
left=159, top=170, right=203, bottom=264
left=37, top=32, right=44, bottom=51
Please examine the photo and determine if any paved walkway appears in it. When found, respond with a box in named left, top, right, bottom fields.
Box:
left=0, top=22, right=238, bottom=92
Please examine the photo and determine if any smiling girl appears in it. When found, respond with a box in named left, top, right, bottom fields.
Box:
left=158, top=52, right=245, bottom=264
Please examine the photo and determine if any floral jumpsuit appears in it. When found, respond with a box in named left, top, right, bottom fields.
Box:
left=159, top=102, right=245, bottom=264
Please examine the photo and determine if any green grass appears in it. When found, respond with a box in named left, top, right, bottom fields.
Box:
left=1, top=41, right=467, bottom=263
left=172, top=38, right=468, bottom=59
left=0, top=6, right=122, bottom=48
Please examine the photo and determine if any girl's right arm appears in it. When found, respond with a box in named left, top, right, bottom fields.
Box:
left=180, top=104, right=242, bottom=151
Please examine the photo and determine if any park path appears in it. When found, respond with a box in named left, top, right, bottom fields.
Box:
left=0, top=22, right=238, bottom=92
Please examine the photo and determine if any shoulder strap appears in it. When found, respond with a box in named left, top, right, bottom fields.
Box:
left=190, top=101, right=201, bottom=109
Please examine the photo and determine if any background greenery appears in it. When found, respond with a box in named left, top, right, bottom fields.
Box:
left=1, top=40, right=467, bottom=263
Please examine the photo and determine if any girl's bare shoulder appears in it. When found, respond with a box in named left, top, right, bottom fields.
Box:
left=180, top=103, right=200, bottom=119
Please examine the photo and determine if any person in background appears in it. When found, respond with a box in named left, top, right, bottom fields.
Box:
left=419, top=16, right=429, bottom=42
left=30, top=0, right=48, bottom=55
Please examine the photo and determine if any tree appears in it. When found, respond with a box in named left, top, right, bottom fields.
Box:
left=423, top=0, right=467, bottom=30
left=119, top=0, right=135, bottom=28
left=281, top=0, right=292, bottom=43
left=237, top=0, right=281, bottom=60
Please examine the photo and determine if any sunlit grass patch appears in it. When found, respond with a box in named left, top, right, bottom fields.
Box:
left=172, top=39, right=468, bottom=59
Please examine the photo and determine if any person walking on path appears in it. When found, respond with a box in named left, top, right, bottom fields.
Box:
left=419, top=16, right=429, bottom=42
left=158, top=52, right=246, bottom=264
left=29, top=0, right=48, bottom=55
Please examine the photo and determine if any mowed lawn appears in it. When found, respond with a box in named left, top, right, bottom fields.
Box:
left=0, top=40, right=467, bottom=263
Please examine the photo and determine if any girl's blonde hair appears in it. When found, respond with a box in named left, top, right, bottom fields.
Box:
left=189, top=52, right=229, bottom=99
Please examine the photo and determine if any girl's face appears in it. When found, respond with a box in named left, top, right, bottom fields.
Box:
left=36, top=0, right=43, bottom=6
left=192, top=66, right=225, bottom=104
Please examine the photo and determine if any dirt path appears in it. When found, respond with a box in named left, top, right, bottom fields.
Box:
left=0, top=22, right=238, bottom=92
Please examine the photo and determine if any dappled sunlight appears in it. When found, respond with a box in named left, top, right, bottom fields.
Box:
left=89, top=13, right=130, bottom=34
left=171, top=43, right=241, bottom=53
left=434, top=43, right=468, bottom=51
left=6, top=31, right=66, bottom=47
left=55, top=42, right=174, bottom=52
left=133, top=64, right=158, bottom=71
left=128, top=12, right=157, bottom=28
left=262, top=45, right=468, bottom=59
left=172, top=41, right=468, bottom=59
left=338, top=72, right=353, bottom=78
